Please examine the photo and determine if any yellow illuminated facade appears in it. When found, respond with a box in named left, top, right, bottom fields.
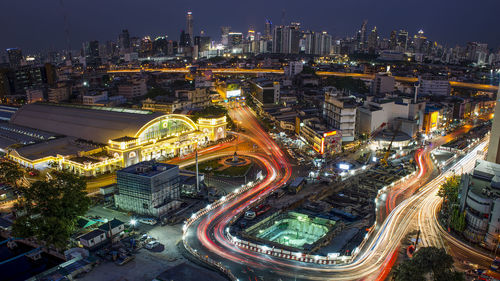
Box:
left=8, top=115, right=227, bottom=176
left=423, top=111, right=439, bottom=134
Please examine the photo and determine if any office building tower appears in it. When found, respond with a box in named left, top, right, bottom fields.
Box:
left=179, top=30, right=191, bottom=47
left=487, top=84, right=500, bottom=164
left=397, top=30, right=409, bottom=51
left=389, top=30, right=397, bottom=50
left=304, top=31, right=331, bottom=56
left=118, top=29, right=131, bottom=51
left=221, top=26, right=231, bottom=46
left=367, top=27, right=378, bottom=53
left=264, top=19, right=272, bottom=40
left=413, top=29, right=427, bottom=53
left=82, top=40, right=100, bottom=67
left=194, top=35, right=211, bottom=53
left=186, top=11, right=194, bottom=46
left=7, top=48, right=23, bottom=68
left=228, top=32, right=243, bottom=48
left=272, top=23, right=300, bottom=54
left=114, top=161, right=182, bottom=218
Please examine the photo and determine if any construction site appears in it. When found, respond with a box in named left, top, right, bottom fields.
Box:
left=230, top=151, right=416, bottom=256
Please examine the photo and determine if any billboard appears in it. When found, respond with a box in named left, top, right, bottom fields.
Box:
left=430, top=111, right=438, bottom=130
left=226, top=89, right=241, bottom=98
left=226, top=83, right=241, bottom=98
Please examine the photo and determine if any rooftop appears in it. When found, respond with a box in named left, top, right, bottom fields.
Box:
left=78, top=229, right=105, bottom=241
left=10, top=103, right=164, bottom=143
left=118, top=161, right=179, bottom=177
left=98, top=218, right=124, bottom=231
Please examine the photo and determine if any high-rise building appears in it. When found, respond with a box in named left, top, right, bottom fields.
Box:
left=413, top=29, right=427, bottom=53
left=397, top=30, right=409, bottom=51
left=487, top=85, right=500, bottom=164
left=221, top=26, right=231, bottom=46
left=179, top=30, right=191, bottom=47
left=186, top=11, right=194, bottom=46
left=356, top=20, right=368, bottom=50
left=389, top=30, right=397, bottom=50
left=367, top=27, right=378, bottom=53
left=6, top=48, right=23, bottom=68
left=304, top=31, right=331, bottom=56
left=264, top=19, right=272, bottom=40
left=272, top=23, right=300, bottom=54
left=82, top=40, right=100, bottom=67
left=118, top=29, right=130, bottom=52
left=194, top=35, right=211, bottom=53
left=228, top=32, right=243, bottom=48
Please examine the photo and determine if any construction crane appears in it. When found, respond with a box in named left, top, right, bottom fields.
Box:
left=380, top=121, right=401, bottom=167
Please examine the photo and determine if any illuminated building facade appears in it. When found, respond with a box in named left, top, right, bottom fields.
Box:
left=296, top=117, right=341, bottom=155
left=5, top=103, right=227, bottom=176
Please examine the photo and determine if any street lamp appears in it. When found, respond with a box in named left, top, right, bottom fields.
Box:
left=130, top=219, right=137, bottom=231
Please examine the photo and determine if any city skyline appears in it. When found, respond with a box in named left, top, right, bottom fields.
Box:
left=1, top=0, right=500, bottom=53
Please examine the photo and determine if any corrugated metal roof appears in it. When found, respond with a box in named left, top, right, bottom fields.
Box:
left=10, top=103, right=164, bottom=143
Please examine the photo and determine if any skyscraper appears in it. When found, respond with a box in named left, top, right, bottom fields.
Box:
left=264, top=19, right=272, bottom=40
left=272, top=23, right=300, bottom=54
left=6, top=48, right=23, bottom=68
left=389, top=30, right=397, bottom=50
left=186, top=11, right=194, bottom=46
left=487, top=84, right=500, bottom=164
left=118, top=29, right=130, bottom=51
left=82, top=41, right=100, bottom=67
left=221, top=26, right=231, bottom=46
left=397, top=30, right=409, bottom=51
left=367, top=27, right=378, bottom=53
left=413, top=30, right=427, bottom=53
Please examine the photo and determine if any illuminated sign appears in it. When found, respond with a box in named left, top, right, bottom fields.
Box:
left=430, top=112, right=438, bottom=129
left=338, top=163, right=350, bottom=170
left=226, top=89, right=241, bottom=98
left=323, top=131, right=337, bottom=137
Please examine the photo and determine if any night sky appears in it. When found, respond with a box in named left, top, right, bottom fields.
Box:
left=1, top=0, right=499, bottom=53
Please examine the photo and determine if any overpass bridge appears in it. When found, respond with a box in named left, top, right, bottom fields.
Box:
left=108, top=68, right=499, bottom=92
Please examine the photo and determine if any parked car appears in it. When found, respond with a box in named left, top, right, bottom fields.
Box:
left=145, top=241, right=159, bottom=250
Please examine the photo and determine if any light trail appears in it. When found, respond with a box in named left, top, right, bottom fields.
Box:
left=183, top=104, right=489, bottom=280
left=107, top=68, right=499, bottom=92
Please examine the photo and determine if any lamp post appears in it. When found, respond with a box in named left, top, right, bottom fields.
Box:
left=130, top=219, right=137, bottom=233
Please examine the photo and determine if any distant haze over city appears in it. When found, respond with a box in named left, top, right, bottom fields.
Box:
left=1, top=0, right=499, bottom=53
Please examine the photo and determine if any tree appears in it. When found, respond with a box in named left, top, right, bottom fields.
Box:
left=0, top=161, right=24, bottom=189
left=12, top=171, right=91, bottom=250
left=437, top=176, right=461, bottom=205
left=394, top=247, right=465, bottom=281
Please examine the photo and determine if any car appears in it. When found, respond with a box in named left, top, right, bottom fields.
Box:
left=244, top=211, right=256, bottom=220
left=145, top=241, right=159, bottom=249
left=140, top=234, right=151, bottom=241
left=138, top=218, right=157, bottom=225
